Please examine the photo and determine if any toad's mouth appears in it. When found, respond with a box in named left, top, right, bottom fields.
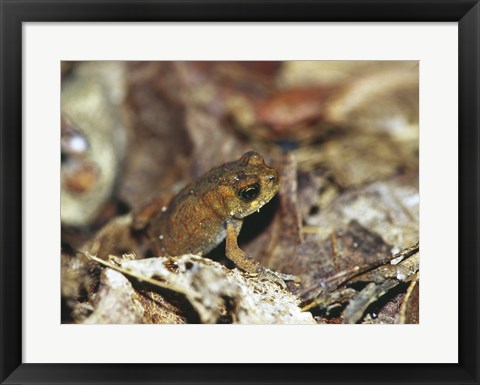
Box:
left=232, top=194, right=277, bottom=219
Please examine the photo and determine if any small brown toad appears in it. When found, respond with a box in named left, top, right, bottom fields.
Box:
left=134, top=151, right=293, bottom=283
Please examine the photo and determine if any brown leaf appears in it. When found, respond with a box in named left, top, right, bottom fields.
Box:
left=295, top=220, right=394, bottom=300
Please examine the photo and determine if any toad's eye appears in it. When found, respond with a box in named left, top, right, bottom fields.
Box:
left=238, top=183, right=260, bottom=201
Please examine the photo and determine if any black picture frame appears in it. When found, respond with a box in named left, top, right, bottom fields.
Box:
left=1, top=1, right=479, bottom=384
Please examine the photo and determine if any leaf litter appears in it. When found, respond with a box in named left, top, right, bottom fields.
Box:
left=61, top=61, right=419, bottom=324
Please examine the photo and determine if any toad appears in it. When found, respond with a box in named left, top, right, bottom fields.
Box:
left=133, top=151, right=295, bottom=284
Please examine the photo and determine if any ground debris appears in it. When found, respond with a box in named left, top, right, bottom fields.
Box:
left=305, top=177, right=419, bottom=249
left=83, top=253, right=315, bottom=324
left=342, top=279, right=398, bottom=324
left=295, top=220, right=396, bottom=296
left=299, top=243, right=419, bottom=324
left=83, top=268, right=144, bottom=324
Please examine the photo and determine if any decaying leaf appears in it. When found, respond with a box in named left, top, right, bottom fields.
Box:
left=83, top=268, right=144, bottom=324
left=82, top=254, right=315, bottom=324
left=295, top=220, right=397, bottom=297
left=305, top=177, right=419, bottom=250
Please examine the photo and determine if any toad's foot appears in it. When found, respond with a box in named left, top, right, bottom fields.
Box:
left=251, top=266, right=301, bottom=289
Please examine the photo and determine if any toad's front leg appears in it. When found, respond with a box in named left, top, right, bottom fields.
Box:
left=225, top=219, right=260, bottom=273
left=225, top=219, right=298, bottom=288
